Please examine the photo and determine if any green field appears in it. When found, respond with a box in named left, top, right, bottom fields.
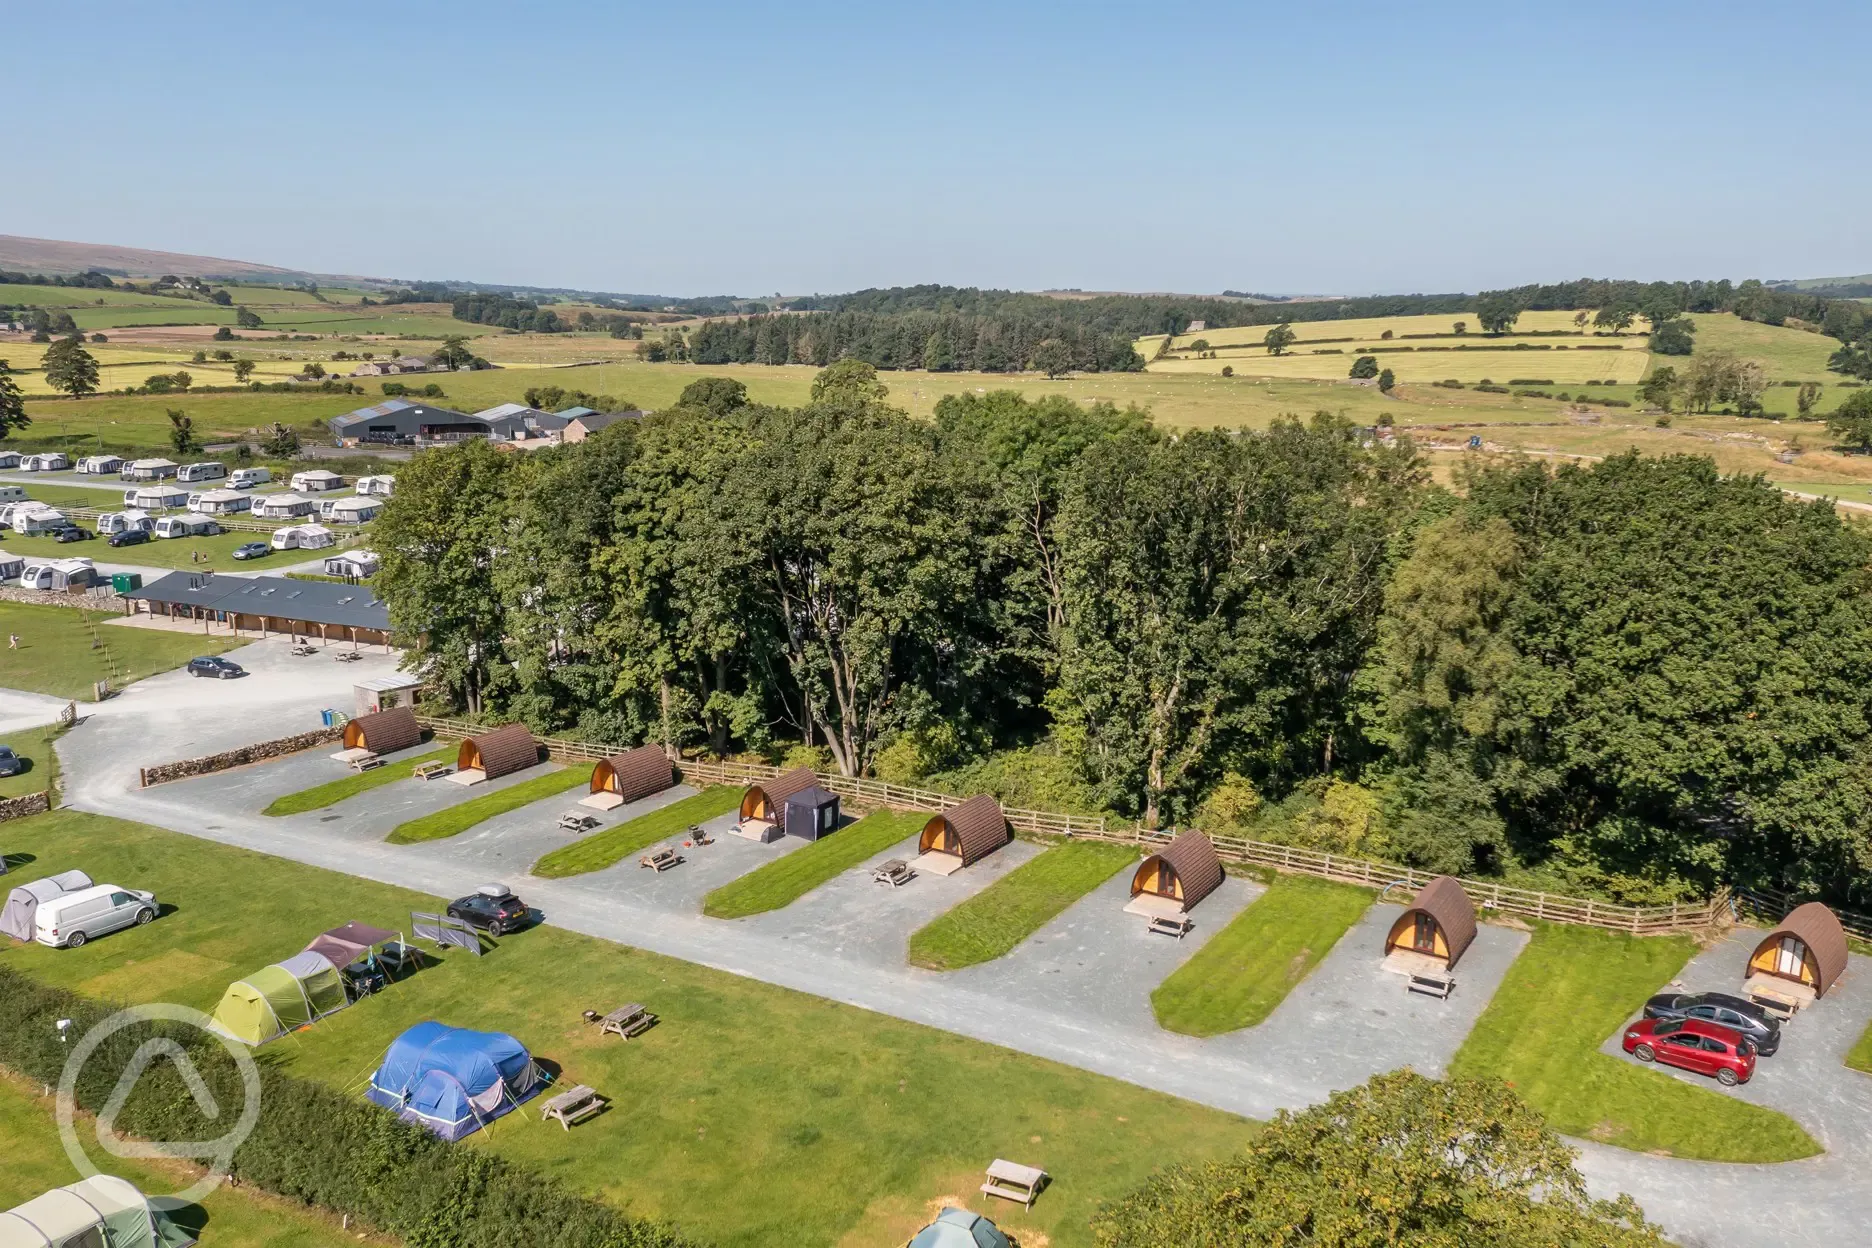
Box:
left=1847, top=1020, right=1872, bottom=1074
left=0, top=1073, right=358, bottom=1248
left=384, top=762, right=588, bottom=843
left=1448, top=923, right=1818, bottom=1162
left=532, top=786, right=739, bottom=878
left=0, top=810, right=1256, bottom=1248
left=0, top=527, right=309, bottom=570
left=1150, top=875, right=1373, bottom=1036
left=1679, top=312, right=1844, bottom=379
left=0, top=724, right=59, bottom=799
left=262, top=744, right=453, bottom=816
left=702, top=809, right=928, bottom=919
left=0, top=601, right=236, bottom=699
left=908, top=840, right=1137, bottom=970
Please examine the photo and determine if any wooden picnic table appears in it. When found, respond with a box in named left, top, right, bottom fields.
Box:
left=873, top=858, right=915, bottom=888
left=540, top=1084, right=604, bottom=1131
left=348, top=755, right=385, bottom=772
left=640, top=847, right=683, bottom=872
left=558, top=811, right=599, bottom=833
left=334, top=650, right=362, bottom=663
left=290, top=643, right=318, bottom=656
left=599, top=1002, right=657, bottom=1039
left=1146, top=914, right=1193, bottom=939
left=981, top=1158, right=1048, bottom=1209
left=412, top=761, right=453, bottom=781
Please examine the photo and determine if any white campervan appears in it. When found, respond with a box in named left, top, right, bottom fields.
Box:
left=33, top=884, right=159, bottom=948
left=154, top=514, right=221, bottom=539
left=230, top=467, right=270, bottom=489
left=177, top=461, right=228, bottom=483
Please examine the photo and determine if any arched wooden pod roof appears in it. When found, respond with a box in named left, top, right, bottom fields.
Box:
left=457, top=723, right=538, bottom=779
left=1750, top=902, right=1849, bottom=997
left=1386, top=875, right=1478, bottom=968
left=918, top=794, right=1010, bottom=865
left=343, top=706, right=421, bottom=755
left=1130, top=830, right=1224, bottom=908
left=593, top=745, right=674, bottom=804
left=740, top=766, right=818, bottom=821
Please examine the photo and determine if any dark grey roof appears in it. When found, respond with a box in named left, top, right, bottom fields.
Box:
left=330, top=399, right=474, bottom=431
left=571, top=410, right=643, bottom=433
left=123, top=571, right=391, bottom=631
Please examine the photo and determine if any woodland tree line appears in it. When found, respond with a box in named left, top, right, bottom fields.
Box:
left=376, top=364, right=1872, bottom=908
left=687, top=308, right=1145, bottom=373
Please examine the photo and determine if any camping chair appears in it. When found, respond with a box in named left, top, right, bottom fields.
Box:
left=688, top=823, right=714, bottom=846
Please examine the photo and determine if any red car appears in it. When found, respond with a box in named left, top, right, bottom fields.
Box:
left=1623, top=1017, right=1755, bottom=1086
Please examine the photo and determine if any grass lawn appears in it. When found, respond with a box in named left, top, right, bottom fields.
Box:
left=384, top=763, right=592, bottom=844
left=1150, top=874, right=1374, bottom=1036
left=0, top=601, right=235, bottom=699
left=262, top=744, right=454, bottom=816
left=2, top=528, right=287, bottom=570
left=0, top=1073, right=366, bottom=1247
left=532, top=786, right=739, bottom=878
left=0, top=723, right=60, bottom=800
left=1448, top=923, right=1819, bottom=1161
left=702, top=809, right=927, bottom=919
left=1846, top=1020, right=1872, bottom=1075
left=908, top=840, right=1137, bottom=970
left=0, top=811, right=1256, bottom=1248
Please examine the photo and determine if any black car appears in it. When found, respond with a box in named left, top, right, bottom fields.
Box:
left=231, top=541, right=270, bottom=561
left=0, top=745, right=20, bottom=778
left=187, top=655, right=245, bottom=679
left=55, top=525, right=92, bottom=543
left=447, top=884, right=531, bottom=937
left=108, top=528, right=151, bottom=548
left=1643, top=991, right=1781, bottom=1056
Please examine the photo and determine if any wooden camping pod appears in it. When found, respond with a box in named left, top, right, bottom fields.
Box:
left=1129, top=830, right=1224, bottom=911
left=917, top=794, right=1010, bottom=866
left=591, top=745, right=675, bottom=805
left=342, top=706, right=421, bottom=755
left=1747, top=902, right=1848, bottom=998
left=1383, top=875, right=1478, bottom=969
left=455, top=723, right=538, bottom=780
left=739, top=767, right=817, bottom=822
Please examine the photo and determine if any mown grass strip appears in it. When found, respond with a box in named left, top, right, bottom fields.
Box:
left=1151, top=874, right=1372, bottom=1036
left=531, top=786, right=739, bottom=878
left=703, top=809, right=926, bottom=919
left=1450, top=922, right=1820, bottom=1161
left=907, top=840, right=1136, bottom=971
left=262, top=745, right=453, bottom=816
left=385, top=764, right=591, bottom=844
left=1847, top=1021, right=1872, bottom=1075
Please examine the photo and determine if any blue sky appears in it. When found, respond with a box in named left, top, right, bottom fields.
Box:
left=7, top=2, right=1867, bottom=296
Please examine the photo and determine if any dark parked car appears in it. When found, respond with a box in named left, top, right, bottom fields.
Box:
left=447, top=883, right=531, bottom=937
left=55, top=525, right=92, bottom=543
left=1623, top=1017, right=1756, bottom=1086
left=187, top=656, right=245, bottom=679
left=1643, top=991, right=1781, bottom=1056
left=0, top=745, right=20, bottom=778
left=108, top=528, right=151, bottom=548
left=231, top=541, right=270, bottom=561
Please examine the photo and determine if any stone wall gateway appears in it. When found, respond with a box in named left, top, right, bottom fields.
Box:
left=0, top=792, right=51, bottom=822
left=139, top=727, right=343, bottom=787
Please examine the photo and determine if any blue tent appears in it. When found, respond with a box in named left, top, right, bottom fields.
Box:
left=365, top=1021, right=542, bottom=1140
left=908, top=1208, right=1011, bottom=1248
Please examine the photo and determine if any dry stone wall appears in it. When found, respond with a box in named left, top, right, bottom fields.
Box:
left=0, top=792, right=51, bottom=822
left=139, top=727, right=342, bottom=787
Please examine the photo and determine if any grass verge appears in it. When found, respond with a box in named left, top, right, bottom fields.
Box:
left=908, top=840, right=1137, bottom=970
left=0, top=809, right=1256, bottom=1248
left=702, top=809, right=926, bottom=919
left=0, top=722, right=62, bottom=801
left=1151, top=874, right=1373, bottom=1036
left=1449, top=922, right=1820, bottom=1161
left=262, top=744, right=453, bottom=816
left=1847, top=1020, right=1872, bottom=1075
left=0, top=601, right=236, bottom=699
left=384, top=763, right=590, bottom=844
left=531, top=786, right=738, bottom=878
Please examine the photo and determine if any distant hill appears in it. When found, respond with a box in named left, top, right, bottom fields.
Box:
left=0, top=233, right=322, bottom=281
left=1769, top=273, right=1872, bottom=298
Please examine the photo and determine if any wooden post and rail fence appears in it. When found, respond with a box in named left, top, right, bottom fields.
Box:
left=409, top=714, right=1749, bottom=938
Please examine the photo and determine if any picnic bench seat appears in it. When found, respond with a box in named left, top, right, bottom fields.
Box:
left=558, top=811, right=599, bottom=833
left=1407, top=972, right=1456, bottom=1000
left=981, top=1158, right=1048, bottom=1209
left=1147, top=914, right=1193, bottom=939
left=412, top=760, right=453, bottom=781
left=640, top=847, right=683, bottom=872
left=873, top=858, right=916, bottom=888
left=1747, top=988, right=1800, bottom=1020
left=348, top=754, right=385, bottom=772
left=290, top=643, right=318, bottom=656
left=540, top=1084, right=604, bottom=1131
left=597, top=1002, right=658, bottom=1040
left=335, top=650, right=363, bottom=662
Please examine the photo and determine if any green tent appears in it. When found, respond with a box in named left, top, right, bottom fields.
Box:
left=0, top=1174, right=196, bottom=1247
left=208, top=950, right=347, bottom=1045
